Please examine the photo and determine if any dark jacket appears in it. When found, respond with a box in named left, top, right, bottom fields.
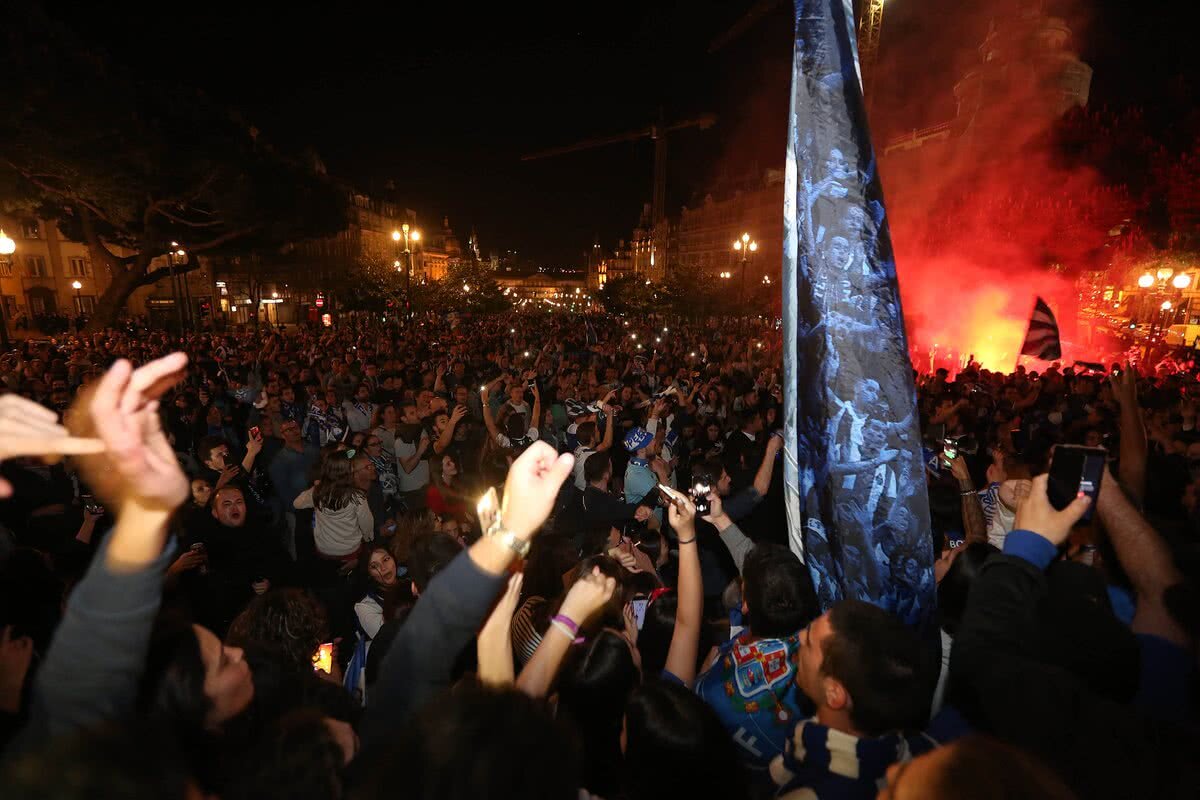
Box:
left=356, top=549, right=504, bottom=758
left=950, top=530, right=1200, bottom=800
left=8, top=537, right=173, bottom=756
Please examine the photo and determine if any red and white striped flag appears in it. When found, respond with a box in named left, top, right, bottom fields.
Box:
left=1020, top=297, right=1062, bottom=360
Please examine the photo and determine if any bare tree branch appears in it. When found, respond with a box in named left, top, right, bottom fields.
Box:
left=153, top=206, right=224, bottom=228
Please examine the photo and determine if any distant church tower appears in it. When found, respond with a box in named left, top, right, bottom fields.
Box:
left=468, top=227, right=482, bottom=263
left=953, top=1, right=1092, bottom=134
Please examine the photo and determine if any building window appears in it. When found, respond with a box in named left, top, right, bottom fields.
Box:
left=68, top=257, right=89, bottom=277
left=0, top=259, right=11, bottom=277
left=27, top=294, right=47, bottom=314
left=21, top=221, right=40, bottom=239
left=74, top=295, right=96, bottom=314
left=25, top=255, right=49, bottom=277
left=1, top=296, right=16, bottom=318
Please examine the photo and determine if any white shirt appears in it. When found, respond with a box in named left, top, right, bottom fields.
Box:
left=395, top=435, right=430, bottom=492
left=343, top=400, right=375, bottom=434
left=354, top=595, right=385, bottom=640
left=294, top=488, right=374, bottom=557
left=573, top=445, right=596, bottom=490
left=496, top=427, right=539, bottom=449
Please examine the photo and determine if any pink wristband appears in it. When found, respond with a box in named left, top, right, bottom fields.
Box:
left=551, top=614, right=579, bottom=636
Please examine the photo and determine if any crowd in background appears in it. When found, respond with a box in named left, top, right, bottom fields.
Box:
left=0, top=312, right=1195, bottom=799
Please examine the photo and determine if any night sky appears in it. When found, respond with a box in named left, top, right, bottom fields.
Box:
left=57, top=1, right=1195, bottom=266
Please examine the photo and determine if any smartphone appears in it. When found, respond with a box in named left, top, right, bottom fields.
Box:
left=249, top=426, right=261, bottom=440
left=690, top=481, right=712, bottom=515
left=1047, top=445, right=1106, bottom=523
left=630, top=598, right=649, bottom=631
left=312, top=642, right=334, bottom=674
left=942, top=438, right=958, bottom=461
left=656, top=482, right=688, bottom=506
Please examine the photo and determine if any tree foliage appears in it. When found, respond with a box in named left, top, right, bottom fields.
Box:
left=0, top=8, right=347, bottom=329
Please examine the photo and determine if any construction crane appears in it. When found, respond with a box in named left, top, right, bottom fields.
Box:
left=522, top=110, right=717, bottom=255
left=857, top=0, right=887, bottom=101
left=710, top=0, right=888, bottom=100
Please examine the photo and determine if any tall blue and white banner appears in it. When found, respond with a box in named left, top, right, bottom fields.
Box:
left=782, top=0, right=933, bottom=626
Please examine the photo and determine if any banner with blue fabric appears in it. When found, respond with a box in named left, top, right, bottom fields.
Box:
left=781, top=0, right=933, bottom=626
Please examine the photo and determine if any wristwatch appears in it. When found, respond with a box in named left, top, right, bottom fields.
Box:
left=488, top=526, right=531, bottom=558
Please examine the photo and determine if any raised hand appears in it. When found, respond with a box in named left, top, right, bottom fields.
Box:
left=0, top=394, right=104, bottom=498
left=70, top=353, right=190, bottom=512
left=500, top=441, right=575, bottom=541
left=559, top=566, right=617, bottom=626
left=1014, top=473, right=1091, bottom=547
left=478, top=572, right=523, bottom=687
left=667, top=492, right=697, bottom=536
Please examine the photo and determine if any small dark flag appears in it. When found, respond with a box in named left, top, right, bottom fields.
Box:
left=1021, top=297, right=1062, bottom=361
left=584, top=319, right=599, bottom=346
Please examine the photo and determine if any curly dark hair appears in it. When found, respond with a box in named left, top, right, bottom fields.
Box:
left=226, top=589, right=330, bottom=673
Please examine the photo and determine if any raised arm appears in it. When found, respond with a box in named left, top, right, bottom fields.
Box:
left=594, top=391, right=617, bottom=453
left=1110, top=367, right=1147, bottom=506
left=702, top=493, right=754, bottom=573
left=515, top=566, right=616, bottom=698
left=529, top=382, right=542, bottom=439
left=360, top=443, right=575, bottom=751
left=398, top=431, right=430, bottom=475
left=1096, top=466, right=1189, bottom=647
left=434, top=405, right=467, bottom=455
left=663, top=496, right=703, bottom=686
left=481, top=382, right=502, bottom=443
left=753, top=432, right=785, bottom=498
left=20, top=354, right=190, bottom=750
left=948, top=453, right=988, bottom=545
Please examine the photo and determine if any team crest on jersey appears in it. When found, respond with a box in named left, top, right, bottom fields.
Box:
left=731, top=639, right=794, bottom=698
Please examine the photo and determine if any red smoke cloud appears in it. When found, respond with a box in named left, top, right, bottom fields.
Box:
left=878, top=0, right=1130, bottom=374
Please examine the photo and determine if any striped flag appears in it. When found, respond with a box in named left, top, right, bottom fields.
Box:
left=1020, top=297, right=1062, bottom=360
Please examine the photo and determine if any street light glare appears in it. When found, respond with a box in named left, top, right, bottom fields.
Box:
left=71, top=280, right=82, bottom=290
left=1173, top=273, right=1191, bottom=289
left=0, top=230, right=14, bottom=255
left=1137, top=273, right=1154, bottom=288
left=392, top=230, right=402, bottom=242
left=749, top=241, right=758, bottom=252
left=1161, top=300, right=1173, bottom=310
left=742, top=232, right=750, bottom=242
left=411, top=231, right=421, bottom=242
left=733, top=240, right=742, bottom=251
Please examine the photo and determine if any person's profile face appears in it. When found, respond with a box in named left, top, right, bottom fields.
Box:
left=194, top=625, right=254, bottom=728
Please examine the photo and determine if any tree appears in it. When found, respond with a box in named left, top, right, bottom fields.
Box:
left=442, top=262, right=509, bottom=315
left=0, top=9, right=347, bottom=330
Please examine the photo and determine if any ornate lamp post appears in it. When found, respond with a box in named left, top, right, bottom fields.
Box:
left=0, top=230, right=14, bottom=349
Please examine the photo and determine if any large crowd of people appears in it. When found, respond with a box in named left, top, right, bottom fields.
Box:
left=0, top=311, right=1195, bottom=799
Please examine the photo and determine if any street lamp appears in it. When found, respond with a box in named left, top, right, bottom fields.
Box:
left=1138, top=273, right=1154, bottom=288
left=393, top=225, right=422, bottom=322
left=165, top=242, right=189, bottom=332
left=0, top=230, right=14, bottom=349
left=1173, top=273, right=1191, bottom=289
left=732, top=232, right=757, bottom=309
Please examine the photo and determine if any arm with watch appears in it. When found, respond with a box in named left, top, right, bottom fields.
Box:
left=948, top=453, right=988, bottom=545
left=358, top=442, right=575, bottom=751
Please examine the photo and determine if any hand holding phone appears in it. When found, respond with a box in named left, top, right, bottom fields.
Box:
left=1047, top=445, right=1105, bottom=523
